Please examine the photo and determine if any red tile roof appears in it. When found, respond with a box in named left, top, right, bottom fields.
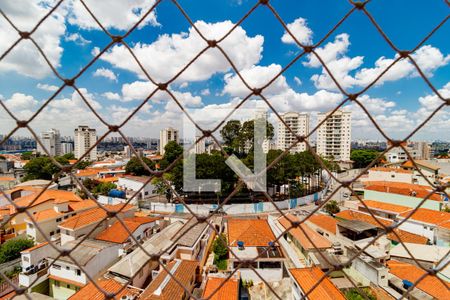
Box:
left=140, top=260, right=198, bottom=300
left=369, top=167, right=412, bottom=174
left=21, top=242, right=49, bottom=253
left=307, top=214, right=337, bottom=234
left=289, top=267, right=346, bottom=300
left=202, top=276, right=239, bottom=300
left=387, top=260, right=450, bottom=299
left=363, top=181, right=442, bottom=201
left=59, top=203, right=135, bottom=230
left=336, top=210, right=428, bottom=245
left=279, top=215, right=331, bottom=250
left=95, top=216, right=160, bottom=243
left=227, top=218, right=276, bottom=247
left=399, top=207, right=450, bottom=228
left=360, top=200, right=412, bottom=214
left=69, top=278, right=139, bottom=300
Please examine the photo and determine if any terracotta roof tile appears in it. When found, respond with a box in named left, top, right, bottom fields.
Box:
left=227, top=218, right=276, bottom=247
left=0, top=177, right=16, bottom=181
left=279, top=215, right=331, bottom=250
left=140, top=260, right=198, bottom=300
left=369, top=167, right=412, bottom=174
left=289, top=267, right=346, bottom=300
left=363, top=181, right=442, bottom=201
left=25, top=200, right=98, bottom=223
left=69, top=278, right=139, bottom=300
left=21, top=242, right=49, bottom=253
left=387, top=260, right=450, bottom=299
left=59, top=203, right=135, bottom=230
left=202, top=276, right=239, bottom=300
left=336, top=210, right=428, bottom=244
left=13, top=189, right=82, bottom=209
left=360, top=200, right=412, bottom=214
left=399, top=208, right=450, bottom=227
left=307, top=214, right=337, bottom=234
left=95, top=216, right=160, bottom=243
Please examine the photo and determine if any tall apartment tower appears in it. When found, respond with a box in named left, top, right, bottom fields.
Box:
left=316, top=110, right=352, bottom=161
left=60, top=142, right=74, bottom=155
left=74, top=126, right=97, bottom=161
left=276, top=112, right=310, bottom=153
left=37, top=129, right=61, bottom=156
left=159, top=127, right=179, bottom=155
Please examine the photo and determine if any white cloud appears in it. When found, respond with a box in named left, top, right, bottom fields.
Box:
left=200, top=89, right=210, bottom=96
left=100, top=20, right=264, bottom=82
left=294, top=76, right=302, bottom=86
left=281, top=18, right=313, bottom=45
left=102, top=92, right=121, bottom=101
left=67, top=0, right=159, bottom=31
left=64, top=33, right=91, bottom=46
left=37, top=83, right=59, bottom=92
left=3, top=93, right=39, bottom=111
left=93, top=68, right=118, bottom=82
left=304, top=33, right=450, bottom=90
left=121, top=81, right=156, bottom=102
left=179, top=82, right=189, bottom=89
left=0, top=0, right=66, bottom=78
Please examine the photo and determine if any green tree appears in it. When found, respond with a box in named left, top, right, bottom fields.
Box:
left=73, top=160, right=91, bottom=170
left=213, top=233, right=229, bottom=270
left=93, top=182, right=117, bottom=196
left=0, top=238, right=34, bottom=263
left=345, top=288, right=376, bottom=300
left=62, top=153, right=75, bottom=160
left=23, top=156, right=69, bottom=181
left=220, top=120, right=241, bottom=150
left=162, top=141, right=183, bottom=166
left=324, top=200, right=340, bottom=215
left=151, top=177, right=173, bottom=201
left=350, top=149, right=382, bottom=169
left=125, top=156, right=155, bottom=176
left=20, top=151, right=34, bottom=160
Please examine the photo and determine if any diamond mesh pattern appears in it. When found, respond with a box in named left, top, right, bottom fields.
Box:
left=0, top=0, right=449, bottom=299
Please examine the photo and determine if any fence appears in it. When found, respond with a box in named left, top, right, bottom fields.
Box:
left=0, top=0, right=449, bottom=300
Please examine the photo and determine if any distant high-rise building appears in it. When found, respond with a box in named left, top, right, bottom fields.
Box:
left=276, top=112, right=310, bottom=153
left=36, top=128, right=61, bottom=156
left=74, top=126, right=97, bottom=161
left=159, top=127, right=179, bottom=155
left=123, top=145, right=132, bottom=158
left=316, top=110, right=352, bottom=161
left=61, top=142, right=74, bottom=155
left=195, top=136, right=206, bottom=154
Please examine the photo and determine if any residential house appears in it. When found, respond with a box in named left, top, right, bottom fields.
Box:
left=95, top=216, right=161, bottom=256
left=386, top=260, right=450, bottom=299
left=26, top=199, right=98, bottom=242
left=58, top=203, right=136, bottom=245
left=107, top=221, right=183, bottom=288
left=361, top=167, right=414, bottom=184
left=47, top=239, right=121, bottom=299
left=202, top=273, right=240, bottom=300
left=139, top=259, right=199, bottom=300
left=288, top=267, right=345, bottom=300
left=117, top=176, right=157, bottom=202
left=278, top=214, right=332, bottom=266
left=227, top=218, right=285, bottom=283
left=401, top=159, right=440, bottom=186
left=68, top=278, right=140, bottom=300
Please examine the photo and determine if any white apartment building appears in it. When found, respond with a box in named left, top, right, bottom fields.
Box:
left=316, top=110, right=351, bottom=161
left=276, top=112, right=310, bottom=153
left=195, top=135, right=206, bottom=154
left=74, top=126, right=97, bottom=161
left=60, top=142, right=73, bottom=155
left=159, top=127, right=179, bottom=155
left=36, top=128, right=61, bottom=156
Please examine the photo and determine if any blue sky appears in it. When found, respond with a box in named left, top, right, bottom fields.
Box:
left=0, top=0, right=449, bottom=141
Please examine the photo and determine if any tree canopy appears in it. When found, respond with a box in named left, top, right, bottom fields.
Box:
left=125, top=156, right=155, bottom=176
left=23, top=156, right=69, bottom=181
left=0, top=238, right=34, bottom=263
left=351, top=149, right=383, bottom=169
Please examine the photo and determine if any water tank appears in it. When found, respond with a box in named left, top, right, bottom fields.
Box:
left=237, top=241, right=244, bottom=250
left=402, top=279, right=413, bottom=289
left=108, top=189, right=126, bottom=199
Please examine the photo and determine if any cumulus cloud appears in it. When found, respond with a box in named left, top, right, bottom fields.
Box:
left=64, top=33, right=91, bottom=46
left=294, top=76, right=302, bottom=86
left=304, top=34, right=450, bottom=90
left=100, top=20, right=264, bottom=82
left=281, top=18, right=313, bottom=45
left=93, top=68, right=118, bottom=82
left=67, top=0, right=159, bottom=31
left=102, top=92, right=121, bottom=101
left=37, top=83, right=59, bottom=92
left=0, top=0, right=66, bottom=78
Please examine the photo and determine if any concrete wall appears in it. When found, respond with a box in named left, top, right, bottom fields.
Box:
left=363, top=170, right=412, bottom=183
left=141, top=190, right=323, bottom=215
left=239, top=267, right=283, bottom=283
left=363, top=190, right=442, bottom=211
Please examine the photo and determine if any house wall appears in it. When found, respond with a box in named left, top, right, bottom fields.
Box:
left=363, top=171, right=413, bottom=184
left=117, top=177, right=156, bottom=200
left=49, top=278, right=80, bottom=300
left=363, top=190, right=442, bottom=211
left=352, top=256, right=388, bottom=286
left=397, top=219, right=436, bottom=244
left=239, top=267, right=283, bottom=283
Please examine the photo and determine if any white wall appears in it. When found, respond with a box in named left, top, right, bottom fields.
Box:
left=239, top=268, right=283, bottom=283
left=117, top=177, right=156, bottom=200
left=397, top=219, right=436, bottom=243
left=363, top=170, right=412, bottom=183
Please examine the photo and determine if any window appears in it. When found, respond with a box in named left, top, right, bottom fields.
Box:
left=53, top=264, right=61, bottom=270
left=64, top=215, right=69, bottom=219
left=76, top=269, right=81, bottom=276
left=56, top=229, right=60, bottom=234
left=28, top=223, right=34, bottom=229
left=50, top=231, right=55, bottom=236
left=66, top=266, right=70, bottom=270
left=23, top=256, right=29, bottom=262
left=56, top=218, right=62, bottom=222
left=67, top=284, right=70, bottom=288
